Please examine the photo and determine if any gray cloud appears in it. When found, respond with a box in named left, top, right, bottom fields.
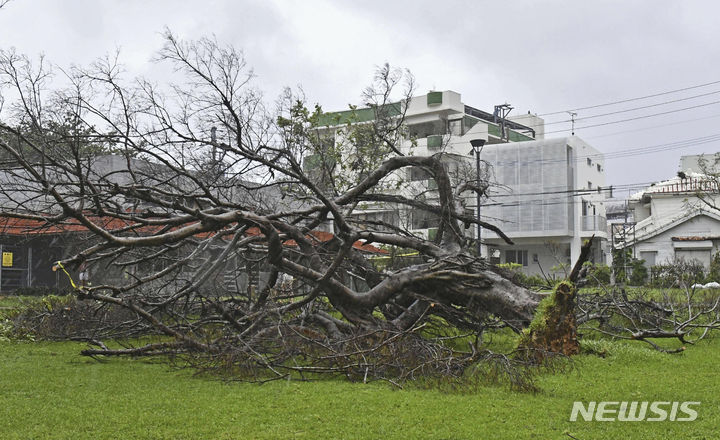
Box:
left=1, top=0, right=719, bottom=190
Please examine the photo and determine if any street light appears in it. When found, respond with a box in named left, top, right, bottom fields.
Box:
left=470, top=139, right=486, bottom=257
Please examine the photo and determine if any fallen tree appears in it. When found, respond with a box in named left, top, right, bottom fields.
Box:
left=577, top=268, right=720, bottom=354
left=0, top=32, right=579, bottom=385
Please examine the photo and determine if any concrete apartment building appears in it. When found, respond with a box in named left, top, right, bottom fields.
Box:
left=481, top=136, right=607, bottom=275
left=317, top=90, right=609, bottom=276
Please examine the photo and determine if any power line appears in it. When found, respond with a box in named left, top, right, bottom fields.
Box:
left=598, top=133, right=720, bottom=159
left=539, top=79, right=720, bottom=116
left=456, top=132, right=720, bottom=167
left=483, top=181, right=655, bottom=206
left=543, top=100, right=720, bottom=135
left=477, top=173, right=710, bottom=212
left=584, top=113, right=720, bottom=140
left=465, top=95, right=720, bottom=138
left=486, top=182, right=651, bottom=200
left=540, top=90, right=720, bottom=127
left=482, top=187, right=650, bottom=209
left=485, top=132, right=720, bottom=168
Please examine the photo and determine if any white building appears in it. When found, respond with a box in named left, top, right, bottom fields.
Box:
left=481, top=136, right=607, bottom=274
left=614, top=172, right=720, bottom=268
left=316, top=90, right=608, bottom=275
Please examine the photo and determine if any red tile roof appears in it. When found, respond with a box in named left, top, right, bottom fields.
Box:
left=671, top=236, right=720, bottom=241
left=0, top=216, right=137, bottom=235
left=0, top=216, right=387, bottom=254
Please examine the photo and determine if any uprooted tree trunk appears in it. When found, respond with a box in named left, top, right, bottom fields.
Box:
left=517, top=237, right=594, bottom=361
left=517, top=280, right=579, bottom=362
left=0, top=32, right=582, bottom=384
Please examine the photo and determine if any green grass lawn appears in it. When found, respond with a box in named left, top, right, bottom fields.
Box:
left=1, top=337, right=719, bottom=439
left=0, top=295, right=41, bottom=316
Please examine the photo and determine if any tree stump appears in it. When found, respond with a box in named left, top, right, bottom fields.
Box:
left=517, top=280, right=580, bottom=362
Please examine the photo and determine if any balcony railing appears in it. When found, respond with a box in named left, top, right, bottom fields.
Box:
left=581, top=215, right=607, bottom=232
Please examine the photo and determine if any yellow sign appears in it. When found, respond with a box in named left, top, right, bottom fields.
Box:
left=2, top=252, right=13, bottom=267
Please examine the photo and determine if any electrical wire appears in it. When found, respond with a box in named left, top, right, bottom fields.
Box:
left=585, top=113, right=720, bottom=140
left=484, top=132, right=720, bottom=168
left=486, top=182, right=650, bottom=199
left=539, top=79, right=720, bottom=116
left=543, top=100, right=720, bottom=135
left=540, top=90, right=720, bottom=127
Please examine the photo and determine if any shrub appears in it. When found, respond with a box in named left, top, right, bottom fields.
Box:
left=523, top=274, right=549, bottom=288
left=550, top=263, right=569, bottom=278
left=612, top=249, right=648, bottom=285
left=611, top=249, right=632, bottom=283
left=628, top=259, right=648, bottom=286
left=705, top=251, right=720, bottom=283
left=495, top=263, right=526, bottom=285
left=495, top=264, right=550, bottom=289
left=584, top=262, right=611, bottom=286
left=13, top=287, right=69, bottom=297
left=496, top=263, right=522, bottom=272
left=12, top=296, right=139, bottom=340
left=650, top=260, right=705, bottom=288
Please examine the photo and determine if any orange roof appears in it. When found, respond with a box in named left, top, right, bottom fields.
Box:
left=671, top=236, right=720, bottom=241
left=0, top=216, right=139, bottom=235
left=241, top=226, right=386, bottom=253
left=0, top=216, right=387, bottom=254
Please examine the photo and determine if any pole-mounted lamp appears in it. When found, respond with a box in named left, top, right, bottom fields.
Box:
left=470, top=139, right=486, bottom=257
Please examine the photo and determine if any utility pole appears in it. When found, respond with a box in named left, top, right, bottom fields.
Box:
left=611, top=224, right=616, bottom=284
left=471, top=139, right=486, bottom=257
left=568, top=111, right=577, bottom=135
left=623, top=199, right=628, bottom=281
left=493, top=103, right=513, bottom=140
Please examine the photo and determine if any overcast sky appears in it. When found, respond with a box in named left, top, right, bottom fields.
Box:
left=1, top=0, right=719, bottom=198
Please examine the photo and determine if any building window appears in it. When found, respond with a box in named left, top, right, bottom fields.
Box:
left=675, top=249, right=711, bottom=267
left=597, top=163, right=602, bottom=172
left=448, top=119, right=463, bottom=136
left=506, top=249, right=529, bottom=266
left=427, top=135, right=443, bottom=149
left=411, top=209, right=440, bottom=230
left=588, top=181, right=593, bottom=189
left=587, top=158, right=592, bottom=166
left=639, top=251, right=657, bottom=267
left=427, top=91, right=443, bottom=106
left=488, top=248, right=501, bottom=264
left=409, top=166, right=432, bottom=181
left=353, top=211, right=400, bottom=231
left=408, top=121, right=445, bottom=139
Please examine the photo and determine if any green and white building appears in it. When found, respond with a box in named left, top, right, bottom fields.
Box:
left=315, top=90, right=608, bottom=275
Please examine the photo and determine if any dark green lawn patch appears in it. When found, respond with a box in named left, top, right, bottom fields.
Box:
left=1, top=338, right=719, bottom=439
left=0, top=295, right=44, bottom=318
